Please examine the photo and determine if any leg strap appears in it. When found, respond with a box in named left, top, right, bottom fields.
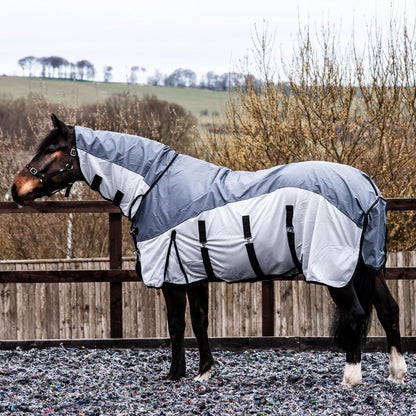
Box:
left=164, top=230, right=189, bottom=284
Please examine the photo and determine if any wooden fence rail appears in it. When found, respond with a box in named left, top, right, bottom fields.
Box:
left=1, top=199, right=416, bottom=341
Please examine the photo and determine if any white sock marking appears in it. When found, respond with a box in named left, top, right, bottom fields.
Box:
left=388, top=346, right=407, bottom=383
left=342, top=362, right=362, bottom=387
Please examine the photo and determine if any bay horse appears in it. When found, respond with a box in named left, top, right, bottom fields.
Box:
left=11, top=114, right=407, bottom=387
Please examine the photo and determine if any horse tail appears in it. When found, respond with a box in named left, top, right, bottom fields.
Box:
left=352, top=263, right=377, bottom=341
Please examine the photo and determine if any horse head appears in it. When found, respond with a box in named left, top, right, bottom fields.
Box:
left=11, top=114, right=83, bottom=205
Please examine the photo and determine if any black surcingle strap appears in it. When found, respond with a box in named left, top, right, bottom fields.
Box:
left=198, top=220, right=217, bottom=280
left=112, top=190, right=124, bottom=207
left=91, top=175, right=102, bottom=191
left=242, top=215, right=265, bottom=278
left=285, top=205, right=303, bottom=273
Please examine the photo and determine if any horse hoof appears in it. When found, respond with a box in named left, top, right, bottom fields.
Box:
left=341, top=379, right=362, bottom=388
left=166, top=371, right=186, bottom=381
left=341, top=362, right=362, bottom=387
left=194, top=366, right=215, bottom=382
left=388, top=374, right=406, bottom=384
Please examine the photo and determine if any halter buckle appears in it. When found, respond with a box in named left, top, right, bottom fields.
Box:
left=70, top=148, right=77, bottom=157
left=29, top=167, right=38, bottom=176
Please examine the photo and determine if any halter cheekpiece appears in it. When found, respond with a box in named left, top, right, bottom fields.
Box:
left=25, top=146, right=77, bottom=197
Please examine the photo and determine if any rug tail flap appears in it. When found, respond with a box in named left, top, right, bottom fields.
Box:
left=361, top=197, right=387, bottom=270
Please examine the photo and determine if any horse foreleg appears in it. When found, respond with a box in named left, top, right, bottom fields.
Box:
left=328, top=282, right=365, bottom=387
left=187, top=280, right=215, bottom=381
left=162, top=282, right=187, bottom=380
left=373, top=271, right=407, bottom=383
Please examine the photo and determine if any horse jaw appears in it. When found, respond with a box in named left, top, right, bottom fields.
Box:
left=388, top=346, right=407, bottom=383
left=341, top=362, right=362, bottom=387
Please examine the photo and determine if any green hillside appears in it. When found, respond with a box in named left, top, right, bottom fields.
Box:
left=0, top=76, right=228, bottom=123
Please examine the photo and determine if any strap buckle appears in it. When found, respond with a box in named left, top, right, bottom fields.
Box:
left=29, top=167, right=38, bottom=176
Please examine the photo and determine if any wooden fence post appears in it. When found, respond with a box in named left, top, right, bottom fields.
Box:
left=261, top=281, right=275, bottom=336
left=109, top=212, right=123, bottom=338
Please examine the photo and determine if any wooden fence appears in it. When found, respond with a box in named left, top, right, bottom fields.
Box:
left=0, top=199, right=416, bottom=342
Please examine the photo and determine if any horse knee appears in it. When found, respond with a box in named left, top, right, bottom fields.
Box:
left=334, top=306, right=365, bottom=352
left=168, top=316, right=186, bottom=339
left=351, top=307, right=366, bottom=332
left=342, top=306, right=365, bottom=334
left=379, top=299, right=400, bottom=328
left=191, top=309, right=208, bottom=333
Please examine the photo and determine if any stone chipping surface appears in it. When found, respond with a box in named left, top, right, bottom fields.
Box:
left=0, top=347, right=414, bottom=415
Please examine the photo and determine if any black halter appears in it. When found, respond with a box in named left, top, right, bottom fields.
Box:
left=25, top=146, right=77, bottom=197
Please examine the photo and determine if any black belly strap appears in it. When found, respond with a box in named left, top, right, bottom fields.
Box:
left=198, top=220, right=217, bottom=280
left=90, top=174, right=102, bottom=191
left=112, top=190, right=124, bottom=207
left=242, top=215, right=265, bottom=278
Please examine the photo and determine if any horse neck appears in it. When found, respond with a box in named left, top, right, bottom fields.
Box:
left=75, top=126, right=174, bottom=217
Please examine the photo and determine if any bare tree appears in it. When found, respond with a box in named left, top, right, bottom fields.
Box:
left=76, top=60, right=95, bottom=81
left=129, top=66, right=139, bottom=83
left=141, top=67, right=147, bottom=83
left=205, top=20, right=416, bottom=250
left=17, top=56, right=37, bottom=76
left=37, top=57, right=51, bottom=78
left=103, top=66, right=113, bottom=82
left=148, top=69, right=164, bottom=86
left=165, top=68, right=197, bottom=87
left=48, top=56, right=69, bottom=78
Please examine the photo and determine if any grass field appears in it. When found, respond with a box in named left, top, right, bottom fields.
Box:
left=0, top=76, right=228, bottom=123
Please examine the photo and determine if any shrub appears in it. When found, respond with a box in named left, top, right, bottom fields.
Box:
left=204, top=20, right=416, bottom=250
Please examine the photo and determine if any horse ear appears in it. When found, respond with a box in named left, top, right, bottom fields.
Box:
left=51, top=114, right=66, bottom=132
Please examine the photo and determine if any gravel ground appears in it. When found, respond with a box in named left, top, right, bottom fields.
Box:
left=0, top=347, right=414, bottom=415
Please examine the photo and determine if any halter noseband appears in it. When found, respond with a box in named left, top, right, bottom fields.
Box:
left=25, top=146, right=77, bottom=197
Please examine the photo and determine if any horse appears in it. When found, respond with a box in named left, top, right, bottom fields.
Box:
left=11, top=114, right=407, bottom=387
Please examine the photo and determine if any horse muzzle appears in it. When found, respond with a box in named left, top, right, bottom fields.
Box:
left=11, top=174, right=43, bottom=206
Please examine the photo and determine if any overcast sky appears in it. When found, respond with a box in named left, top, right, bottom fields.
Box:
left=2, top=0, right=415, bottom=82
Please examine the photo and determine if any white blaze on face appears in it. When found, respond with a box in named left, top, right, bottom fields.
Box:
left=389, top=346, right=407, bottom=383
left=342, top=362, right=362, bottom=387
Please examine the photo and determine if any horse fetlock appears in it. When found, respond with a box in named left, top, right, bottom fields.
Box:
left=166, top=368, right=186, bottom=380
left=388, top=347, right=407, bottom=383
left=342, top=362, right=362, bottom=387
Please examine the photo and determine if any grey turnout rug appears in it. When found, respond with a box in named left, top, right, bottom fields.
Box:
left=75, top=126, right=386, bottom=288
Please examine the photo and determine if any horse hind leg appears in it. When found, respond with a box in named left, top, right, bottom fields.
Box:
left=328, top=280, right=367, bottom=387
left=372, top=271, right=407, bottom=383
left=186, top=280, right=215, bottom=381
